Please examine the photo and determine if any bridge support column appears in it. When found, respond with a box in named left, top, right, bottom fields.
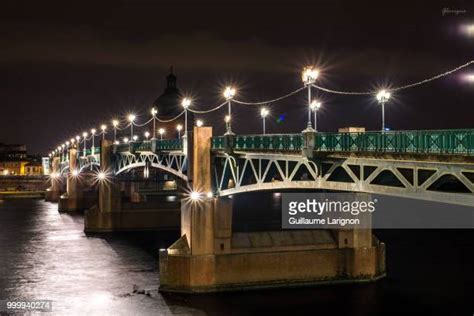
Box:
left=160, top=127, right=384, bottom=292
left=58, top=147, right=84, bottom=212
left=45, top=157, right=61, bottom=202
left=84, top=139, right=180, bottom=232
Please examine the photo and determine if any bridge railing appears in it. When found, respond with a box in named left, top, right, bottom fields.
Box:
left=315, top=129, right=474, bottom=155
left=211, top=129, right=474, bottom=155
left=114, top=139, right=183, bottom=154
left=212, top=134, right=303, bottom=151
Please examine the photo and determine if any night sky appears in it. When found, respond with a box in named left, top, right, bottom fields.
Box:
left=1, top=0, right=473, bottom=155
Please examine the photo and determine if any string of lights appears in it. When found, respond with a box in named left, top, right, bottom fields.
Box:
left=232, top=87, right=306, bottom=105
left=311, top=60, right=474, bottom=95
left=50, top=60, right=474, bottom=157
left=187, top=101, right=227, bottom=114
left=156, top=111, right=185, bottom=122
left=132, top=117, right=154, bottom=127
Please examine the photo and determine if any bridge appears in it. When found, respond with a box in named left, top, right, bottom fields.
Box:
left=45, top=65, right=474, bottom=292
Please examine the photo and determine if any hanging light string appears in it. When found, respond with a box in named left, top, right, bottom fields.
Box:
left=311, top=60, right=474, bottom=95
left=51, top=60, right=473, bottom=154
left=156, top=110, right=185, bottom=122
left=132, top=117, right=154, bottom=127
left=232, top=87, right=306, bottom=105
left=188, top=101, right=228, bottom=114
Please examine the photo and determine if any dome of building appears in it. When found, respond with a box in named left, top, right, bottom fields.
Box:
left=152, top=67, right=183, bottom=118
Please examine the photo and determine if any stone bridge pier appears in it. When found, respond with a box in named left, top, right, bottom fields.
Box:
left=84, top=139, right=180, bottom=232
left=58, top=146, right=97, bottom=212
left=45, top=156, right=63, bottom=202
left=159, top=127, right=385, bottom=292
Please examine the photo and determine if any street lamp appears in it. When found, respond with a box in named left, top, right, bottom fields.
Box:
left=144, top=131, right=150, bottom=140
left=128, top=114, right=136, bottom=139
left=181, top=98, right=191, bottom=137
left=302, top=66, right=319, bottom=130
left=151, top=108, right=158, bottom=139
left=112, top=119, right=119, bottom=142
left=223, top=86, right=236, bottom=133
left=309, top=100, right=322, bottom=131
left=176, top=124, right=183, bottom=139
left=196, top=119, right=203, bottom=127
left=101, top=124, right=107, bottom=140
left=260, top=107, right=269, bottom=134
left=132, top=135, right=138, bottom=142
left=376, top=90, right=391, bottom=131
left=159, top=128, right=165, bottom=140
left=123, top=137, right=129, bottom=143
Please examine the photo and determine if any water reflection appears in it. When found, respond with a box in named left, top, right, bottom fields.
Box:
left=0, top=198, right=472, bottom=315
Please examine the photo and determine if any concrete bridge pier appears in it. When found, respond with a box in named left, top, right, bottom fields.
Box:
left=45, top=156, right=61, bottom=202
left=159, top=126, right=385, bottom=293
left=84, top=139, right=180, bottom=232
left=58, top=147, right=83, bottom=211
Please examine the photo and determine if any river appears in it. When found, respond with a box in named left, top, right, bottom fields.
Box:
left=0, top=198, right=472, bottom=315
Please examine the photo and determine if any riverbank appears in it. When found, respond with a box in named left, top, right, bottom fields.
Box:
left=0, top=191, right=45, bottom=199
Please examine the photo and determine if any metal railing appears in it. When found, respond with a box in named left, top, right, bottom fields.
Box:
left=211, top=129, right=474, bottom=155
left=315, top=129, right=474, bottom=155
left=212, top=134, right=303, bottom=151
left=114, top=139, right=183, bottom=153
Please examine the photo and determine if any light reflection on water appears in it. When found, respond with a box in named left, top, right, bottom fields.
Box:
left=0, top=197, right=472, bottom=315
left=0, top=200, right=204, bottom=315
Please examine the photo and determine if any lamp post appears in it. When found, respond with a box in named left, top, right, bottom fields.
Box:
left=309, top=100, right=322, bottom=131
left=260, top=107, right=269, bottom=134
left=181, top=98, right=191, bottom=137
left=223, top=87, right=236, bottom=134
left=128, top=114, right=136, bottom=139
left=144, top=131, right=150, bottom=141
left=151, top=108, right=158, bottom=139
left=176, top=124, right=183, bottom=139
left=159, top=128, right=165, bottom=140
left=90, top=128, right=96, bottom=155
left=224, top=115, right=232, bottom=134
left=196, top=120, right=203, bottom=127
left=302, top=67, right=319, bottom=130
left=101, top=124, right=107, bottom=140
left=376, top=90, right=391, bottom=131
left=82, top=132, right=88, bottom=157
left=112, top=119, right=119, bottom=142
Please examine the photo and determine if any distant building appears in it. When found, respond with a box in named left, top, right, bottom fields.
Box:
left=0, top=143, right=43, bottom=176
left=152, top=67, right=194, bottom=139
left=0, top=143, right=27, bottom=160
left=24, top=161, right=43, bottom=176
